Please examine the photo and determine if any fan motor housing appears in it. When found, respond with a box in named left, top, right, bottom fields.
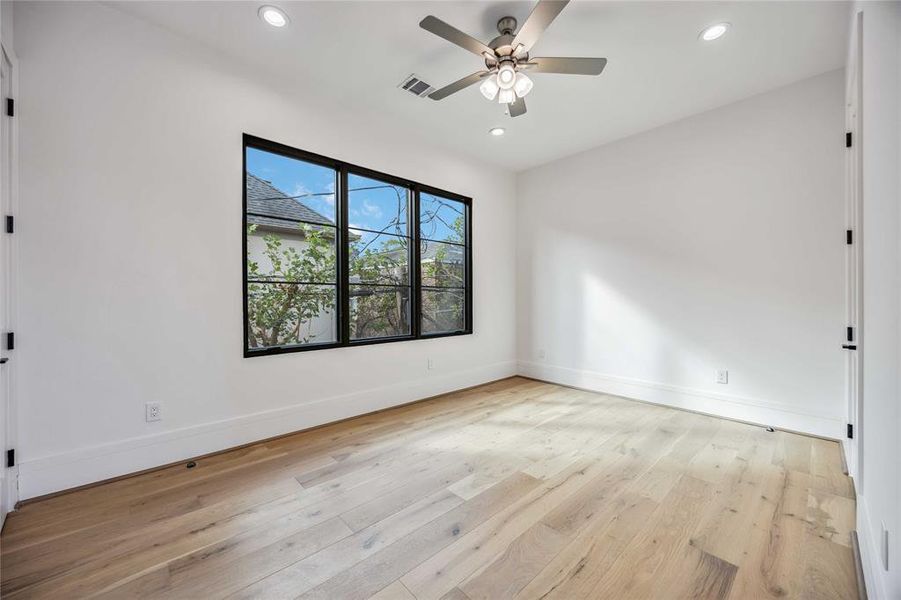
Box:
left=487, top=17, right=527, bottom=65
left=496, top=16, right=517, bottom=35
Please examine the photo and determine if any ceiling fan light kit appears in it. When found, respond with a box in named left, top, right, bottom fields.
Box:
left=419, top=0, right=607, bottom=117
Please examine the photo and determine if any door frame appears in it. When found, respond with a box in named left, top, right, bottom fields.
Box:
left=0, top=39, right=19, bottom=525
left=844, top=10, right=864, bottom=491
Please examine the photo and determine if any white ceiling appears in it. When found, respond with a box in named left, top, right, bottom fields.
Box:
left=113, top=1, right=850, bottom=172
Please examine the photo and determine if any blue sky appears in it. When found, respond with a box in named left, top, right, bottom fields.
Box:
left=247, top=147, right=336, bottom=221
left=247, top=147, right=464, bottom=244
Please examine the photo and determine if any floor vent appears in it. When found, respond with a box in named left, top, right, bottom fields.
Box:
left=398, top=74, right=435, bottom=98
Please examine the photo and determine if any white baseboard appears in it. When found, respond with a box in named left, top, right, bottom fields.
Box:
left=17, top=360, right=517, bottom=500
left=517, top=361, right=844, bottom=440
left=856, top=495, right=888, bottom=599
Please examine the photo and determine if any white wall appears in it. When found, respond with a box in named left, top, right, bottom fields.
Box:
left=12, top=1, right=517, bottom=499
left=1, top=1, right=13, bottom=53
left=517, top=70, right=846, bottom=438
left=852, top=3, right=901, bottom=598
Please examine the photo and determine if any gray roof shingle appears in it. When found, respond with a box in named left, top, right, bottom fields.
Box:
left=246, top=173, right=334, bottom=233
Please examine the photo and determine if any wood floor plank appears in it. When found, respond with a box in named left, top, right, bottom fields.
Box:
left=295, top=472, right=543, bottom=600
left=727, top=467, right=811, bottom=599
left=0, top=377, right=857, bottom=600
left=400, top=458, right=608, bottom=599
left=368, top=580, right=419, bottom=600
left=95, top=516, right=353, bottom=599
left=3, top=475, right=308, bottom=596
left=799, top=529, right=858, bottom=600
left=649, top=546, right=739, bottom=599
left=809, top=437, right=855, bottom=499
left=459, top=451, right=651, bottom=599
left=805, top=488, right=856, bottom=548
left=585, top=474, right=715, bottom=598
left=688, top=426, right=778, bottom=565
left=230, top=487, right=465, bottom=599
left=514, top=491, right=660, bottom=599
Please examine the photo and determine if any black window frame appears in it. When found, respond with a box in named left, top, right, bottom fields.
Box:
left=243, top=134, right=473, bottom=358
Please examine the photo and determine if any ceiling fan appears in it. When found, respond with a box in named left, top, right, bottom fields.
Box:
left=420, top=0, right=607, bottom=117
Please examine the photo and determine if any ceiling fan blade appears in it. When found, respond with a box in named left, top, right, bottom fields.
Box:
left=511, top=0, right=570, bottom=54
left=420, top=16, right=495, bottom=58
left=508, top=96, right=527, bottom=117
left=523, top=57, right=607, bottom=75
left=429, top=71, right=490, bottom=101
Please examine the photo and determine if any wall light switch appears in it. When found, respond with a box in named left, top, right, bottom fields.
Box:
left=427, top=358, right=434, bottom=370
left=716, top=369, right=729, bottom=384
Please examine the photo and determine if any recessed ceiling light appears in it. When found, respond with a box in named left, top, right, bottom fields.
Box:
left=699, top=22, right=730, bottom=42
left=259, top=5, right=289, bottom=28
left=489, top=127, right=505, bottom=136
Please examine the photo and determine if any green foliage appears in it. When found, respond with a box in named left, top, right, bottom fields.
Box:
left=246, top=223, right=335, bottom=348
left=348, top=235, right=410, bottom=339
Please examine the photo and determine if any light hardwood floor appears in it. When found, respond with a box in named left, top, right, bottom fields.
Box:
left=0, top=377, right=858, bottom=599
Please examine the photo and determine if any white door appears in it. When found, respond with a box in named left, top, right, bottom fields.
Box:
left=0, top=46, right=14, bottom=525
left=844, top=11, right=863, bottom=489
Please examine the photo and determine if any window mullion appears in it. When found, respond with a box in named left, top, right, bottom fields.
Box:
left=412, top=185, right=422, bottom=339
left=338, top=165, right=350, bottom=346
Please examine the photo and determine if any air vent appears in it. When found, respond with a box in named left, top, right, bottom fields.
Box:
left=398, top=74, right=435, bottom=98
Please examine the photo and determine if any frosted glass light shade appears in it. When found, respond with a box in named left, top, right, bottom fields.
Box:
left=513, top=72, right=533, bottom=98
left=479, top=76, right=500, bottom=101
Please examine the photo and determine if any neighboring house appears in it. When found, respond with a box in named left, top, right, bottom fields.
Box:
left=246, top=173, right=337, bottom=345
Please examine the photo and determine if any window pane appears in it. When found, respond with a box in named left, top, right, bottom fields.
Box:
left=246, top=146, right=339, bottom=352
left=246, top=147, right=336, bottom=222
left=348, top=174, right=408, bottom=236
left=350, top=285, right=411, bottom=339
left=420, top=240, right=465, bottom=288
left=247, top=283, right=337, bottom=349
left=247, top=224, right=336, bottom=283
left=420, top=192, right=465, bottom=243
left=422, top=289, right=464, bottom=334
left=349, top=229, right=409, bottom=286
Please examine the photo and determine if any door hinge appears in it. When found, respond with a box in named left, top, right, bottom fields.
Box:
left=847, top=326, right=854, bottom=342
left=6, top=449, right=14, bottom=468
left=846, top=229, right=853, bottom=245
left=847, top=423, right=854, bottom=439
left=6, top=332, right=13, bottom=351
left=5, top=98, right=13, bottom=118
left=5, top=215, right=13, bottom=234
left=846, top=131, right=852, bottom=148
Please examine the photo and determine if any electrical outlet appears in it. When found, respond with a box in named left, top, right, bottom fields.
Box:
left=716, top=369, right=728, bottom=384
left=882, top=522, right=890, bottom=570
left=427, top=358, right=434, bottom=370
left=145, top=402, right=162, bottom=422
left=538, top=349, right=546, bottom=360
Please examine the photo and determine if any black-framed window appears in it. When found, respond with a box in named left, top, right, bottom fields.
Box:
left=243, top=134, right=472, bottom=357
